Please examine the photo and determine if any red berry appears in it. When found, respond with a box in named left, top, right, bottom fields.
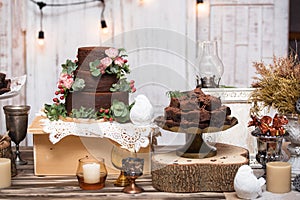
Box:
left=105, top=109, right=109, bottom=114
left=124, top=59, right=128, bottom=63
left=100, top=108, right=104, bottom=113
left=55, top=91, right=59, bottom=95
left=131, top=87, right=136, bottom=93
left=58, top=84, right=63, bottom=89
left=109, top=117, right=113, bottom=122
left=53, top=98, right=59, bottom=103
left=60, top=96, right=65, bottom=100
left=60, top=88, right=65, bottom=93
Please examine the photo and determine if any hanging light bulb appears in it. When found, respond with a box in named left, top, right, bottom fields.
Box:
left=38, top=30, right=45, bottom=46
left=196, top=0, right=205, bottom=11
left=101, top=19, right=108, bottom=34
left=37, top=1, right=46, bottom=45
left=99, top=0, right=108, bottom=33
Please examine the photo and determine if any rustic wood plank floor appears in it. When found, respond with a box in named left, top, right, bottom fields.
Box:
left=0, top=148, right=227, bottom=200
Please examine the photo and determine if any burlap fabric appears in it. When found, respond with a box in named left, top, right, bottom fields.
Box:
left=0, top=134, right=17, bottom=176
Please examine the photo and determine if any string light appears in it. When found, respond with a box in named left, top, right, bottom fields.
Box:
left=38, top=31, right=45, bottom=45
left=37, top=1, right=46, bottom=45
left=99, top=0, right=108, bottom=34
left=29, top=0, right=107, bottom=42
left=101, top=20, right=108, bottom=34
left=196, top=0, right=206, bottom=12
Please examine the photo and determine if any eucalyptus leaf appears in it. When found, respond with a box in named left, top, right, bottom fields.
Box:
left=89, top=60, right=101, bottom=77
left=89, top=59, right=100, bottom=68
left=91, top=68, right=101, bottom=77
left=71, top=107, right=97, bottom=119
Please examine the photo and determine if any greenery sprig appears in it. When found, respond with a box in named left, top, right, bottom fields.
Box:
left=89, top=47, right=130, bottom=79
left=166, top=90, right=185, bottom=98
left=70, top=107, right=98, bottom=119
left=44, top=103, right=67, bottom=121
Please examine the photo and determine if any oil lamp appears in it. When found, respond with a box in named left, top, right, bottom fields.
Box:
left=197, top=40, right=224, bottom=88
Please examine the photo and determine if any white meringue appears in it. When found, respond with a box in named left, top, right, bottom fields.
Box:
left=130, top=94, right=154, bottom=125
left=234, top=165, right=265, bottom=199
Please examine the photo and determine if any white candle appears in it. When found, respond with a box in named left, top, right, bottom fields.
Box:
left=0, top=158, right=11, bottom=188
left=82, top=163, right=100, bottom=184
left=266, top=161, right=291, bottom=193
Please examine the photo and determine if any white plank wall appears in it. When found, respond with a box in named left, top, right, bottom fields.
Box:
left=0, top=0, right=289, bottom=149
left=0, top=0, right=27, bottom=145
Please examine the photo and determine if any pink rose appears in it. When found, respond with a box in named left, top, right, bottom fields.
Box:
left=59, top=73, right=74, bottom=89
left=105, top=48, right=119, bottom=58
left=100, top=57, right=112, bottom=67
left=63, top=77, right=74, bottom=89
left=99, top=64, right=107, bottom=74
left=59, top=73, right=69, bottom=82
left=114, top=57, right=124, bottom=66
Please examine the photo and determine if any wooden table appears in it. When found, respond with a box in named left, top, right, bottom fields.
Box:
left=0, top=147, right=228, bottom=199
left=1, top=148, right=299, bottom=199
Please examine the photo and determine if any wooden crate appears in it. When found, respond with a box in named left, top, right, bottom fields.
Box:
left=28, top=116, right=151, bottom=176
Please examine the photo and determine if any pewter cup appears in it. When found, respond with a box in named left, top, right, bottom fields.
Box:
left=3, top=105, right=30, bottom=165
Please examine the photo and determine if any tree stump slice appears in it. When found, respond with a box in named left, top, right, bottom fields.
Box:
left=151, top=143, right=249, bottom=193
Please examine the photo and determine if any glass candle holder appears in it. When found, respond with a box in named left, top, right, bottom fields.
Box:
left=76, top=156, right=107, bottom=190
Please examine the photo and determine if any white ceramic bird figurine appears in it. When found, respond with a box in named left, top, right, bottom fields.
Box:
left=130, top=94, right=154, bottom=125
left=234, top=165, right=265, bottom=199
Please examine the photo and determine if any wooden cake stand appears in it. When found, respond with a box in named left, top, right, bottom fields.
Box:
left=156, top=116, right=238, bottom=159
left=152, top=117, right=248, bottom=192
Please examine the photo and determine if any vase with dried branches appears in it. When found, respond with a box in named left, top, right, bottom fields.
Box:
left=249, top=54, right=300, bottom=177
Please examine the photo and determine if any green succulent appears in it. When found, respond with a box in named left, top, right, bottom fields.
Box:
left=71, top=78, right=85, bottom=91
left=110, top=100, right=130, bottom=123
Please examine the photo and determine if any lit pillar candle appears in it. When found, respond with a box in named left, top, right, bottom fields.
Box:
left=0, top=158, right=11, bottom=188
left=82, top=163, right=100, bottom=184
left=266, top=161, right=291, bottom=193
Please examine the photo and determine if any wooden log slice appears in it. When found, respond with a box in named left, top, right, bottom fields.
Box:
left=151, top=143, right=249, bottom=193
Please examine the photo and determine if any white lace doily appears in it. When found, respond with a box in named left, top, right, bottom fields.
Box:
left=40, top=118, right=158, bottom=152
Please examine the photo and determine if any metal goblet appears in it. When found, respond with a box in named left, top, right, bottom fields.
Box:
left=3, top=105, right=30, bottom=165
left=122, top=157, right=144, bottom=194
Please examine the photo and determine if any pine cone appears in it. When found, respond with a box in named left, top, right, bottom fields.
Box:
left=293, top=174, right=300, bottom=191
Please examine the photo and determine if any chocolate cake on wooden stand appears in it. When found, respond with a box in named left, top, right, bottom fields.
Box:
left=152, top=88, right=249, bottom=192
